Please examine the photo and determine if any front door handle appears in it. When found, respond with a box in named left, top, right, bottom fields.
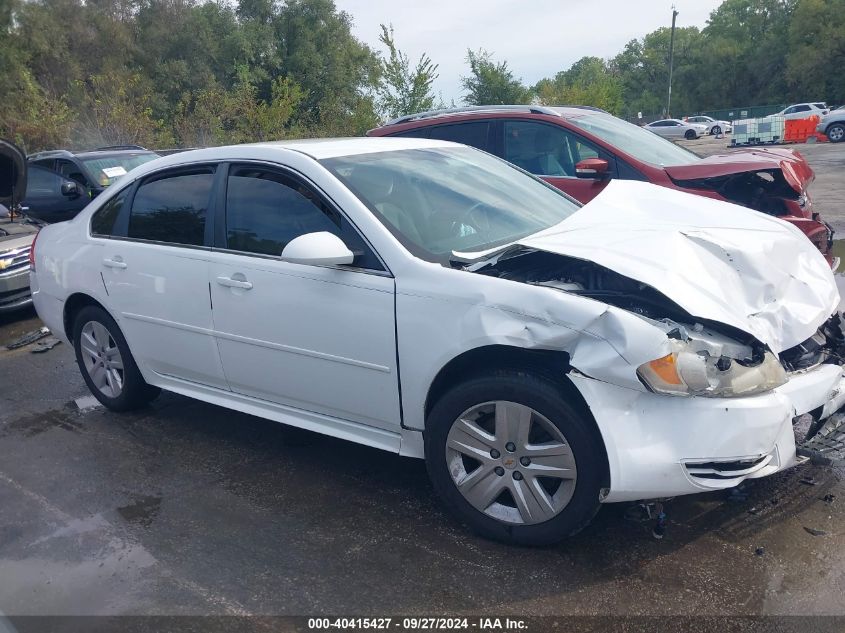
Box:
left=216, top=275, right=253, bottom=290
left=102, top=257, right=127, bottom=269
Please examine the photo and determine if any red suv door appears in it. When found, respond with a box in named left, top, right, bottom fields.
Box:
left=497, top=120, right=615, bottom=203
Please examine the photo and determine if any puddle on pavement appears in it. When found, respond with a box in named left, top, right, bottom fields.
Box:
left=0, top=409, right=84, bottom=438
left=116, top=495, right=161, bottom=527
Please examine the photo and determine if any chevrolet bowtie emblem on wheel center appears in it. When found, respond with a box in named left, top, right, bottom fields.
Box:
left=502, top=457, right=516, bottom=469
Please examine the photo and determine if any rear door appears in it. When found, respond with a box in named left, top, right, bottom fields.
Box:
left=207, top=163, right=401, bottom=431
left=97, top=165, right=228, bottom=389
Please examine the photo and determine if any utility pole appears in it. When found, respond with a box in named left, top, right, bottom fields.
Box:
left=667, top=6, right=679, bottom=118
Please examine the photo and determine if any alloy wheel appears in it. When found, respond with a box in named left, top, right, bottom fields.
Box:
left=80, top=321, right=125, bottom=398
left=829, top=125, right=844, bottom=142
left=445, top=400, right=577, bottom=525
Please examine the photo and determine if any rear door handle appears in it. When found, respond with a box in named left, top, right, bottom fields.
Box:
left=216, top=275, right=253, bottom=290
left=102, top=257, right=127, bottom=269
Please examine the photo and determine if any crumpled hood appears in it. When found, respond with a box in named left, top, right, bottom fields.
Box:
left=464, top=180, right=839, bottom=354
left=664, top=148, right=813, bottom=194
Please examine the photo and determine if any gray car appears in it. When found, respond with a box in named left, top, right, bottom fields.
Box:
left=1, top=139, right=38, bottom=313
left=817, top=106, right=845, bottom=143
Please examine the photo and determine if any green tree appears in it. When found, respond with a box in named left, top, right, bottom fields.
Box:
left=461, top=49, right=530, bottom=105
left=274, top=0, right=380, bottom=130
left=787, top=0, right=845, bottom=102
left=694, top=0, right=795, bottom=108
left=611, top=26, right=703, bottom=118
left=376, top=24, right=440, bottom=120
left=74, top=72, right=174, bottom=148
left=534, top=57, right=623, bottom=114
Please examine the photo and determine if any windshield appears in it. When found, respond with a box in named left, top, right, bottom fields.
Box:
left=80, top=152, right=159, bottom=186
left=566, top=113, right=701, bottom=167
left=322, top=146, right=580, bottom=264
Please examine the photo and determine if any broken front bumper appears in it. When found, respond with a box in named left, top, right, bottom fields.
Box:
left=569, top=361, right=845, bottom=503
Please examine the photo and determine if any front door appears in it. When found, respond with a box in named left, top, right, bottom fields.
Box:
left=208, top=164, right=401, bottom=431
left=500, top=120, right=614, bottom=203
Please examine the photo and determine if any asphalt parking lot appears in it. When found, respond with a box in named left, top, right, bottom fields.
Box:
left=2, top=139, right=845, bottom=623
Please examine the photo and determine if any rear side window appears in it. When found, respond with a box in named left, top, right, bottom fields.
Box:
left=426, top=122, right=491, bottom=151
left=128, top=169, right=214, bottom=246
left=91, top=190, right=128, bottom=236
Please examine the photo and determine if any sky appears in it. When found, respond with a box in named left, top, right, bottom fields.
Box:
left=334, top=0, right=725, bottom=104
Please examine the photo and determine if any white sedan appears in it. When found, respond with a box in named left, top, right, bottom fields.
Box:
left=29, top=138, right=845, bottom=545
left=644, top=119, right=709, bottom=140
left=686, top=115, right=732, bottom=135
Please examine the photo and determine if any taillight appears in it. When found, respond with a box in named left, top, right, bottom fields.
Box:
left=29, top=230, right=39, bottom=271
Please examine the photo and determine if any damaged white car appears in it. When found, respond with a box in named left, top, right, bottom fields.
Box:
left=30, top=138, right=845, bottom=545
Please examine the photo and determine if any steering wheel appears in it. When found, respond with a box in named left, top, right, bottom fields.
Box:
left=449, top=201, right=494, bottom=241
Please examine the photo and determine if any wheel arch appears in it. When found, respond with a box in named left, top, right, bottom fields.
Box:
left=424, top=344, right=611, bottom=489
left=63, top=292, right=114, bottom=341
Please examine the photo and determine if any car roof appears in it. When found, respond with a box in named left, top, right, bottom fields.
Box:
left=114, top=137, right=463, bottom=178
left=73, top=150, right=158, bottom=159
left=372, top=105, right=610, bottom=130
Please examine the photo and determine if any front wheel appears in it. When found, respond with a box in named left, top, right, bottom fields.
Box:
left=73, top=305, right=160, bottom=411
left=684, top=129, right=697, bottom=140
left=424, top=370, right=604, bottom=546
left=827, top=123, right=845, bottom=143
left=711, top=125, right=722, bottom=135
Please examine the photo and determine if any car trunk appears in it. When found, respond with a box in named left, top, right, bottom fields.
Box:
left=1, top=139, right=27, bottom=215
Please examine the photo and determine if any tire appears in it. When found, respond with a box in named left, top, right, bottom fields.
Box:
left=711, top=125, right=722, bottom=135
left=827, top=123, right=845, bottom=143
left=684, top=129, right=697, bottom=140
left=72, top=305, right=160, bottom=411
left=424, top=370, right=604, bottom=546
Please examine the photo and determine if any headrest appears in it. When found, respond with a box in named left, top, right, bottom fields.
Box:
left=349, top=164, right=394, bottom=202
left=534, top=132, right=556, bottom=153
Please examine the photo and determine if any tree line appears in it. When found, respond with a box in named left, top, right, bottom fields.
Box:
left=1, top=0, right=842, bottom=153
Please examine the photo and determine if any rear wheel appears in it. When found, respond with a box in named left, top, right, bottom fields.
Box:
left=684, top=129, right=697, bottom=140
left=827, top=123, right=845, bottom=143
left=72, top=306, right=160, bottom=411
left=424, top=370, right=604, bottom=546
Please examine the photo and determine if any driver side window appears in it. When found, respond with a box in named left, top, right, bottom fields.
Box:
left=503, top=121, right=603, bottom=177
left=224, top=165, right=383, bottom=270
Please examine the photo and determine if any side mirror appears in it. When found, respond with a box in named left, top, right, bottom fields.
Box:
left=61, top=181, right=80, bottom=197
left=281, top=231, right=354, bottom=266
left=575, top=158, right=610, bottom=179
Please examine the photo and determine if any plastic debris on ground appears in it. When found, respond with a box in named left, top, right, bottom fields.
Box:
left=74, top=395, right=102, bottom=411
left=5, top=326, right=50, bottom=350
left=30, top=337, right=61, bottom=353
left=803, top=527, right=828, bottom=537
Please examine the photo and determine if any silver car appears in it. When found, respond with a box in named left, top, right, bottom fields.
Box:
left=1, top=139, right=38, bottom=313
left=644, top=119, right=708, bottom=140
left=817, top=106, right=845, bottom=143
left=686, top=115, right=732, bottom=135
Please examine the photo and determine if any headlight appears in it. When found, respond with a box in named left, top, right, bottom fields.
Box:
left=637, top=340, right=787, bottom=397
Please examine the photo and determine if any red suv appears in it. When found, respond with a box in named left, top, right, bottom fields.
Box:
left=368, top=106, right=834, bottom=262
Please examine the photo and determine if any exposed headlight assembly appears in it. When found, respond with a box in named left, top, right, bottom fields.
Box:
left=637, top=340, right=787, bottom=397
